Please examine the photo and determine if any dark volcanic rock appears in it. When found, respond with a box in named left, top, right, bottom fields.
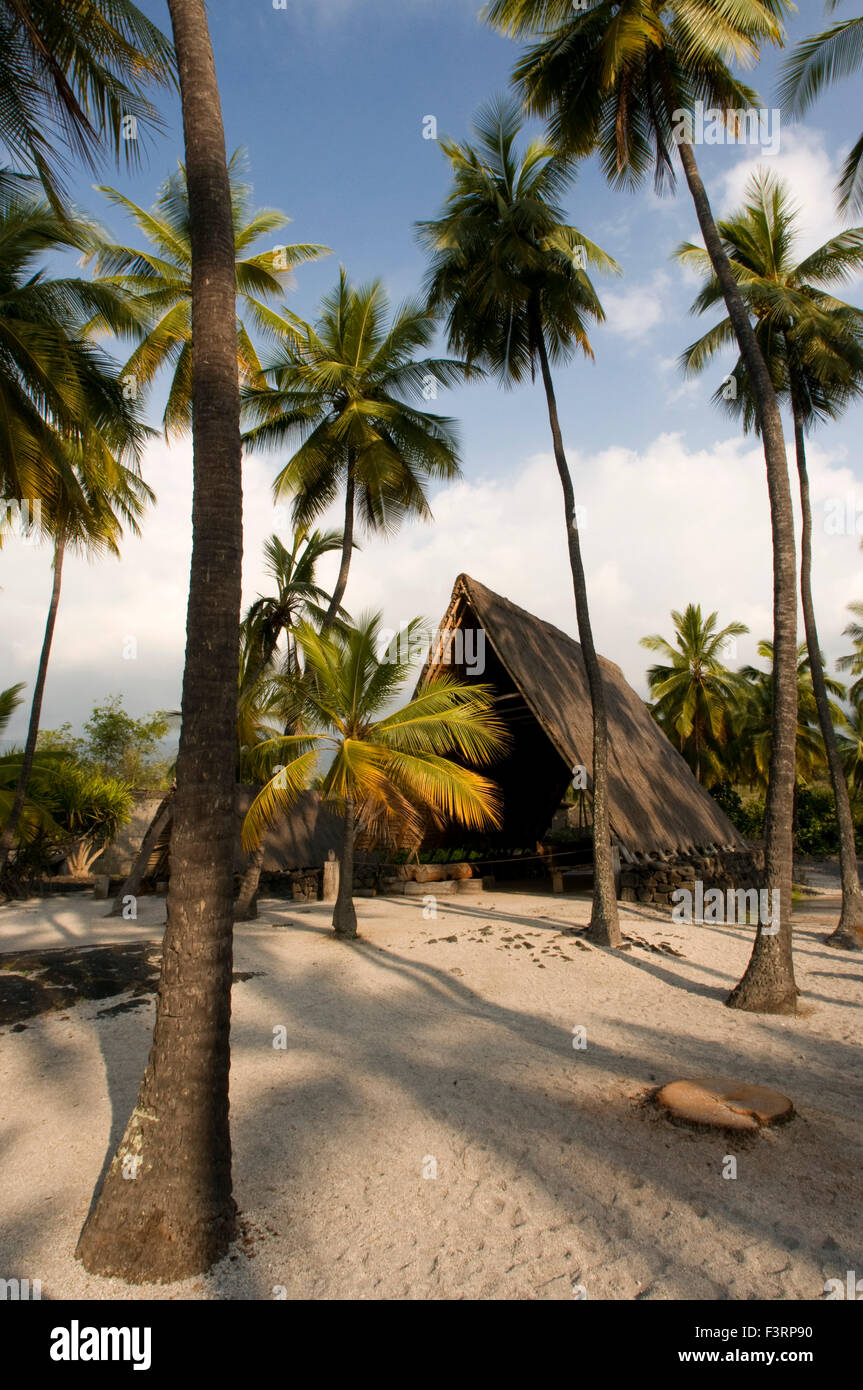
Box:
left=0, top=942, right=161, bottom=1024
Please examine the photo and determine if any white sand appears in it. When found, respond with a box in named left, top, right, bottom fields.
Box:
left=0, top=891, right=169, bottom=954
left=0, top=888, right=860, bottom=1300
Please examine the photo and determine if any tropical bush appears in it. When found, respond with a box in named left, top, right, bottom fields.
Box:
left=1, top=684, right=133, bottom=877
left=710, top=782, right=765, bottom=841
left=38, top=695, right=175, bottom=788
left=30, top=759, right=133, bottom=875
left=0, top=686, right=64, bottom=876
left=241, top=613, right=507, bottom=937
left=795, top=784, right=841, bottom=858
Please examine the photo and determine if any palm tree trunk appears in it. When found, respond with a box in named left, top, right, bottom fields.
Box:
left=106, top=787, right=174, bottom=917
left=321, top=459, right=354, bottom=632
left=234, top=842, right=265, bottom=921
left=276, top=616, right=297, bottom=738
left=244, top=651, right=274, bottom=693
left=244, top=603, right=290, bottom=693
left=0, top=532, right=65, bottom=880
left=532, top=310, right=621, bottom=948
left=676, top=139, right=799, bottom=1014
left=790, top=396, right=863, bottom=948
left=76, top=0, right=243, bottom=1281
left=333, top=795, right=358, bottom=938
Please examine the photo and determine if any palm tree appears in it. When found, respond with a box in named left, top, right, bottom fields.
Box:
left=108, top=531, right=346, bottom=925
left=105, top=779, right=175, bottom=919
left=0, top=0, right=174, bottom=209
left=76, top=0, right=245, bottom=1283
left=0, top=435, right=152, bottom=879
left=241, top=526, right=346, bottom=687
left=486, top=0, right=800, bottom=1013
left=232, top=654, right=285, bottom=922
left=780, top=3, right=863, bottom=214
left=34, top=759, right=134, bottom=876
left=0, top=188, right=145, bottom=505
left=241, top=614, right=508, bottom=939
left=642, top=605, right=748, bottom=786
left=837, top=691, right=863, bottom=797
left=242, top=268, right=467, bottom=629
left=0, top=683, right=61, bottom=855
left=86, top=150, right=329, bottom=435
left=732, top=641, right=845, bottom=792
left=676, top=169, right=863, bottom=946
left=0, top=684, right=24, bottom=742
left=233, top=526, right=345, bottom=921
left=839, top=599, right=863, bottom=702
left=417, top=96, right=622, bottom=948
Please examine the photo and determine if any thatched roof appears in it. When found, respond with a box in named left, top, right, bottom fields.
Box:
left=234, top=788, right=343, bottom=871
left=423, top=575, right=744, bottom=858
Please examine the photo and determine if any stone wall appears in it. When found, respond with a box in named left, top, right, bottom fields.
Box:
left=353, top=860, right=381, bottom=893
left=258, top=868, right=322, bottom=902
left=256, top=861, right=377, bottom=900
left=94, top=791, right=165, bottom=876
left=618, top=846, right=765, bottom=910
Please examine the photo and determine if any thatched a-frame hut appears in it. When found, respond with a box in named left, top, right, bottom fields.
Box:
left=421, top=575, right=744, bottom=861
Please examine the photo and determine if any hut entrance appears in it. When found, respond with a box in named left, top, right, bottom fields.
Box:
left=425, top=600, right=591, bottom=892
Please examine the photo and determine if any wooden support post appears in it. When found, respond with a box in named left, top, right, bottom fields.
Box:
left=322, top=849, right=339, bottom=903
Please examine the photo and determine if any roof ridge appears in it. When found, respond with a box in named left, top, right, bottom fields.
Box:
left=457, top=573, right=627, bottom=683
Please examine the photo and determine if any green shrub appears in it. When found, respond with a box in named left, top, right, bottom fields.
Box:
left=29, top=760, right=133, bottom=874
left=795, top=783, right=839, bottom=857
left=710, top=782, right=765, bottom=838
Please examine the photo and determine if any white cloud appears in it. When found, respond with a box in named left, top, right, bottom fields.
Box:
left=659, top=361, right=707, bottom=407
left=3, top=428, right=861, bottom=744
left=717, top=126, right=855, bottom=266
left=0, top=437, right=296, bottom=739
left=269, top=0, right=480, bottom=26
left=318, top=431, right=863, bottom=695
left=601, top=274, right=670, bottom=339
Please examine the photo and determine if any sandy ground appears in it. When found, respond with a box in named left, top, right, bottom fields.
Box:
left=0, top=885, right=860, bottom=1301
left=0, top=891, right=169, bottom=954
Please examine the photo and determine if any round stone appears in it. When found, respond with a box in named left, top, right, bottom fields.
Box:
left=655, top=1077, right=794, bottom=1131
left=449, top=862, right=474, bottom=880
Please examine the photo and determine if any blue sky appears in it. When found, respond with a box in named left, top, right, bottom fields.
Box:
left=3, top=0, right=863, bottom=745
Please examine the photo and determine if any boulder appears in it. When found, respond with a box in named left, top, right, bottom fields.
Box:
left=449, top=862, right=474, bottom=880
left=413, top=864, right=448, bottom=883
left=655, top=1077, right=794, bottom=1132
left=458, top=875, right=495, bottom=893
left=404, top=878, right=457, bottom=896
